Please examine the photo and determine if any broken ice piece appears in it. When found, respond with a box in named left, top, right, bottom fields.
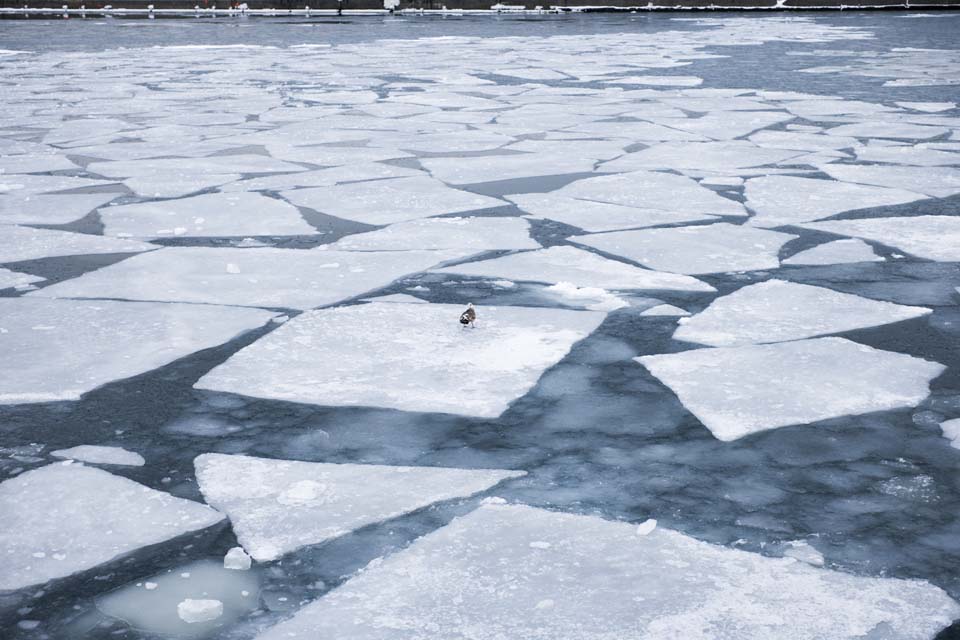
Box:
left=223, top=547, right=252, bottom=571
left=177, top=599, right=223, bottom=624
left=50, top=445, right=145, bottom=467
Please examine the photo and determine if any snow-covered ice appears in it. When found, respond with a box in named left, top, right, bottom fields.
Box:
left=0, top=463, right=223, bottom=590
left=573, top=223, right=796, bottom=275
left=638, top=337, right=944, bottom=441
left=800, top=216, right=960, bottom=262
left=782, top=239, right=882, bottom=265
left=99, top=192, right=317, bottom=239
left=50, top=445, right=145, bottom=467
left=329, top=217, right=538, bottom=252
left=673, top=280, right=930, bottom=347
left=0, top=298, right=274, bottom=404
left=744, top=176, right=925, bottom=228
left=433, top=245, right=714, bottom=292
left=941, top=418, right=960, bottom=450
left=254, top=502, right=959, bottom=640
left=506, top=193, right=719, bottom=232
left=194, top=453, right=525, bottom=561
left=281, top=175, right=504, bottom=225
left=0, top=226, right=156, bottom=264
left=31, top=247, right=463, bottom=310
left=195, top=302, right=605, bottom=418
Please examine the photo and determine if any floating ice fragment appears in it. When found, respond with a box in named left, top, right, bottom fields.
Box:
left=420, top=153, right=596, bottom=185
left=254, top=503, right=959, bottom=640
left=640, top=304, right=690, bottom=317
left=673, top=280, right=930, bottom=347
left=50, top=445, right=145, bottom=467
left=195, top=303, right=604, bottom=418
left=636, top=519, right=658, bottom=535
left=100, top=193, right=317, bottom=239
left=782, top=239, right=882, bottom=266
left=32, top=247, right=463, bottom=310
left=506, top=193, right=718, bottom=233
left=434, top=246, right=713, bottom=293
left=177, top=599, right=223, bottom=624
left=638, top=337, right=944, bottom=441
left=0, top=464, right=222, bottom=590
left=330, top=217, right=538, bottom=252
left=195, top=453, right=525, bottom=562
left=799, top=216, right=960, bottom=262
left=0, top=268, right=44, bottom=291
left=573, top=223, right=796, bottom=275
left=824, top=122, right=950, bottom=140
left=744, top=176, right=924, bottom=228
left=782, top=541, right=825, bottom=567
left=818, top=164, right=960, bottom=199
left=223, top=547, right=252, bottom=571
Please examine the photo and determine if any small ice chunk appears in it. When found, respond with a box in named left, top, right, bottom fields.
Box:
left=195, top=303, right=605, bottom=418
left=0, top=464, right=222, bottom=590
left=636, top=519, right=657, bottom=535
left=253, top=503, right=959, bottom=640
left=782, top=541, right=825, bottom=567
left=940, top=418, right=960, bottom=449
left=638, top=337, right=944, bottom=441
left=330, top=217, right=538, bottom=252
left=544, top=282, right=629, bottom=312
left=782, top=239, right=882, bottom=266
left=223, top=547, right=252, bottom=571
left=744, top=176, right=924, bottom=228
left=573, top=223, right=796, bottom=275
left=673, top=280, right=930, bottom=347
left=434, top=246, right=714, bottom=293
left=640, top=304, right=689, bottom=317
left=195, top=453, right=525, bottom=561
left=177, top=599, right=223, bottom=624
left=800, top=216, right=960, bottom=262
left=50, top=445, right=145, bottom=467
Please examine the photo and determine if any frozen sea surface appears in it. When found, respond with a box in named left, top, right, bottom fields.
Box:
left=1, top=10, right=960, bottom=640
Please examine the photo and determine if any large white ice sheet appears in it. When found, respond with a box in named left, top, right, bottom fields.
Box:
left=556, top=171, right=747, bottom=218
left=433, top=246, right=714, bottom=292
left=194, top=453, right=524, bottom=562
left=195, top=302, right=605, bottom=418
left=744, top=176, right=925, bottom=228
left=99, top=192, right=317, bottom=239
left=0, top=463, right=223, bottom=591
left=30, top=247, right=461, bottom=310
left=673, top=280, right=930, bottom=347
left=573, top=223, right=796, bottom=275
left=0, top=226, right=156, bottom=264
left=255, top=502, right=959, bottom=640
left=638, top=337, right=945, bottom=441
left=800, top=216, right=960, bottom=262
left=281, top=176, right=504, bottom=225
left=0, top=298, right=274, bottom=404
left=329, top=216, right=538, bottom=252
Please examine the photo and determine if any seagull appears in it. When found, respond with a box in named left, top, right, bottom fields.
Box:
left=459, top=303, right=476, bottom=328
